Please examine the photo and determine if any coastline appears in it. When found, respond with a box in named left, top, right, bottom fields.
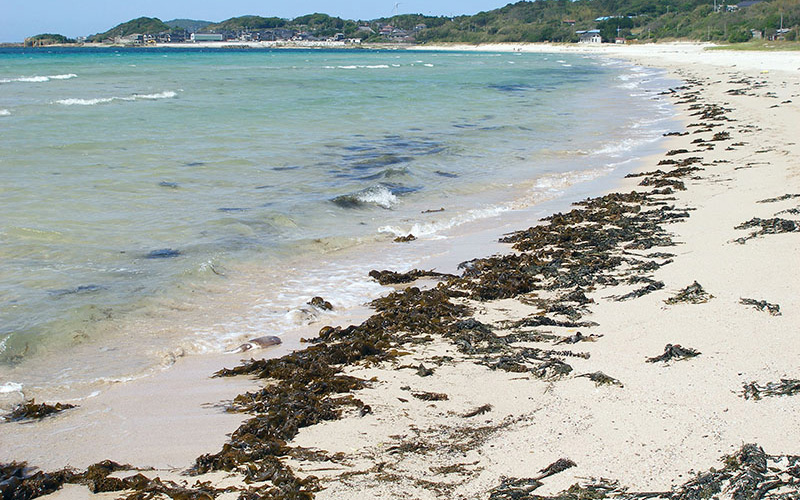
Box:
left=2, top=43, right=799, bottom=499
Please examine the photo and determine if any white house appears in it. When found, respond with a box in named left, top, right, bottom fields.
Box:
left=577, top=30, right=602, bottom=44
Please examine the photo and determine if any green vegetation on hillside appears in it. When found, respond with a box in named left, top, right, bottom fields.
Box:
left=88, top=17, right=174, bottom=42
left=164, top=19, right=213, bottom=32
left=207, top=15, right=287, bottom=30
left=24, top=34, right=75, bottom=46
left=414, top=0, right=799, bottom=43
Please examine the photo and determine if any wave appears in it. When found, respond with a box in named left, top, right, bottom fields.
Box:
left=325, top=64, right=391, bottom=70
left=55, top=90, right=177, bottom=106
left=331, top=185, right=398, bottom=209
left=0, top=109, right=10, bottom=116
left=0, top=73, right=77, bottom=84
left=0, top=382, right=22, bottom=394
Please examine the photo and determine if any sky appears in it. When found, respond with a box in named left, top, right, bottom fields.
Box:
left=1, top=0, right=516, bottom=42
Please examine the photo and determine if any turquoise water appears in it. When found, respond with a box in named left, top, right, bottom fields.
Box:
left=0, top=47, right=677, bottom=398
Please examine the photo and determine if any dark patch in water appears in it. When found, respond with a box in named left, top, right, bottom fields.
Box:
left=49, top=284, right=105, bottom=297
left=351, top=154, right=411, bottom=170
left=435, top=171, right=458, bottom=178
left=358, top=167, right=409, bottom=181
left=145, top=248, right=181, bottom=259
left=218, top=207, right=249, bottom=212
left=158, top=181, right=179, bottom=189
left=184, top=161, right=205, bottom=167
left=272, top=166, right=300, bottom=171
left=489, top=83, right=535, bottom=93
left=255, top=185, right=272, bottom=189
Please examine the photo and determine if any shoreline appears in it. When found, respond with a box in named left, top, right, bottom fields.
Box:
left=2, top=43, right=799, bottom=499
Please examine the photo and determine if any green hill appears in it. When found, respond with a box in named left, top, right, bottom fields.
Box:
left=164, top=19, right=213, bottom=32
left=415, top=0, right=799, bottom=43
left=24, top=33, right=75, bottom=46
left=207, top=16, right=288, bottom=31
left=88, top=17, right=172, bottom=42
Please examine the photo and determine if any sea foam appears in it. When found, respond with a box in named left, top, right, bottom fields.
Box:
left=0, top=73, right=77, bottom=84
left=55, top=90, right=177, bottom=106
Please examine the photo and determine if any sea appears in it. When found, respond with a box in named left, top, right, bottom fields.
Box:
left=0, top=47, right=679, bottom=405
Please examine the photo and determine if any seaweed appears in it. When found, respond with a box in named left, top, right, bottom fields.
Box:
left=368, top=269, right=453, bottom=285
left=734, top=217, right=800, bottom=243
left=412, top=391, right=449, bottom=401
left=646, top=344, right=701, bottom=363
left=739, top=298, right=781, bottom=316
left=665, top=149, right=690, bottom=156
left=612, top=281, right=665, bottom=302
left=410, top=363, right=434, bottom=376
left=0, top=463, right=76, bottom=500
left=576, top=372, right=624, bottom=387
left=393, top=234, right=416, bottom=243
left=711, top=131, right=730, bottom=141
left=741, top=379, right=800, bottom=400
left=664, top=281, right=713, bottom=305
left=462, top=404, right=493, bottom=418
left=4, top=400, right=76, bottom=422
left=307, top=296, right=333, bottom=311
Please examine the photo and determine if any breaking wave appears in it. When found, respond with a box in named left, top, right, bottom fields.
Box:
left=55, top=91, right=178, bottom=106
left=331, top=185, right=398, bottom=209
left=0, top=73, right=77, bottom=83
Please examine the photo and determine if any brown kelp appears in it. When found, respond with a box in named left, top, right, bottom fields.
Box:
left=3, top=400, right=76, bottom=422
left=664, top=282, right=713, bottom=305
left=646, top=344, right=701, bottom=363
left=487, top=444, right=800, bottom=500
left=741, top=379, right=800, bottom=400
left=734, top=217, right=800, bottom=243
left=739, top=298, right=781, bottom=316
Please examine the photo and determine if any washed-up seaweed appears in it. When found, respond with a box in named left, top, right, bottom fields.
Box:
left=368, top=269, right=454, bottom=285
left=0, top=463, right=77, bottom=500
left=462, top=404, right=493, bottom=418
left=3, top=400, right=76, bottom=422
left=487, top=444, right=800, bottom=500
left=739, top=298, right=781, bottom=316
left=741, top=379, right=800, bottom=400
left=734, top=217, right=800, bottom=243
left=646, top=344, right=700, bottom=363
left=393, top=234, right=416, bottom=243
left=611, top=281, right=665, bottom=302
left=664, top=282, right=713, bottom=305
left=576, top=372, right=624, bottom=387
left=307, top=297, right=333, bottom=311
left=757, top=193, right=800, bottom=203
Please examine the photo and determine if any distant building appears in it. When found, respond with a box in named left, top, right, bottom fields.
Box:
left=117, top=33, right=143, bottom=45
left=751, top=29, right=763, bottom=39
left=576, top=30, right=602, bottom=44
left=191, top=33, right=224, bottom=42
left=615, top=37, right=626, bottom=44
left=563, top=19, right=577, bottom=25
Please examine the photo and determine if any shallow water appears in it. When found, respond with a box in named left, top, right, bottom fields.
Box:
left=0, top=47, right=678, bottom=402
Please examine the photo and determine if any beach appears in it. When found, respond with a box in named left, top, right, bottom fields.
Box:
left=2, top=43, right=800, bottom=500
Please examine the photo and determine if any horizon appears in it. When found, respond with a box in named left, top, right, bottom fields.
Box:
left=0, top=0, right=513, bottom=43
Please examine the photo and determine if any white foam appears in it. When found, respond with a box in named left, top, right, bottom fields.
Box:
left=379, top=205, right=509, bottom=238
left=1, top=73, right=77, bottom=84
left=357, top=185, right=398, bottom=209
left=0, top=109, right=10, bottom=116
left=0, top=382, right=23, bottom=394
left=55, top=90, right=177, bottom=106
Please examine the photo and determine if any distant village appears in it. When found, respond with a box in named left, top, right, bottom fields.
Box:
left=84, top=23, right=429, bottom=47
